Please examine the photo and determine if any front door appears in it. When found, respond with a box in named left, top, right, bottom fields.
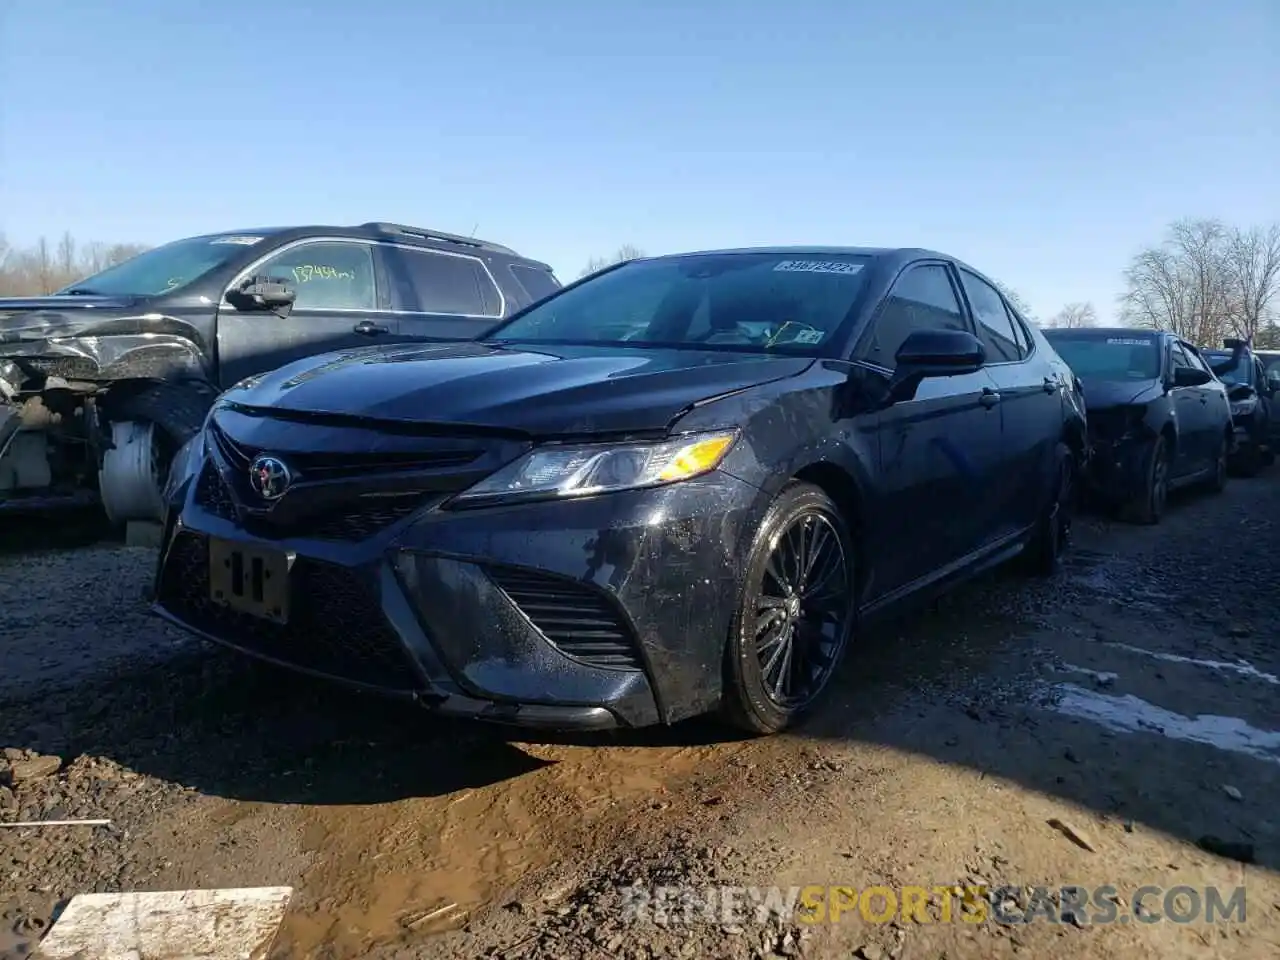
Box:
left=215, top=239, right=403, bottom=388
left=852, top=261, right=1006, bottom=596
left=1167, top=341, right=1211, bottom=475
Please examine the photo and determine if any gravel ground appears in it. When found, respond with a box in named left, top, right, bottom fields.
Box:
left=2, top=476, right=1278, bottom=959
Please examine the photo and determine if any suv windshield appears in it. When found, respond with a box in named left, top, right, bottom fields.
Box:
left=56, top=234, right=267, bottom=297
left=1045, top=332, right=1162, bottom=380
left=486, top=253, right=873, bottom=353
left=1202, top=350, right=1251, bottom=385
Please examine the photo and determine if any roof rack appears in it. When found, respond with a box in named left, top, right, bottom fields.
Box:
left=358, top=222, right=518, bottom=256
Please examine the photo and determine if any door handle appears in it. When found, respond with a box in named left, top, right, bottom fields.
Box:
left=1043, top=377, right=1058, bottom=394
left=980, top=387, right=1002, bottom=408
left=353, top=320, right=389, bottom=336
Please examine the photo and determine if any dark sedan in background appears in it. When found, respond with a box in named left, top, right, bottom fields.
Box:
left=154, top=246, right=1085, bottom=735
left=1043, top=327, right=1232, bottom=523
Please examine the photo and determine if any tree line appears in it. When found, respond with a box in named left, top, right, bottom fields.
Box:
left=0, top=233, right=150, bottom=297
left=581, top=218, right=1280, bottom=350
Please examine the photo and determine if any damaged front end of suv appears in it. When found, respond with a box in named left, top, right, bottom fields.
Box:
left=0, top=299, right=216, bottom=522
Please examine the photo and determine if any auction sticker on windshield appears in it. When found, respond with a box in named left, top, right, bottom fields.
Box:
left=1106, top=338, right=1153, bottom=346
left=210, top=236, right=265, bottom=246
left=773, top=260, right=865, bottom=275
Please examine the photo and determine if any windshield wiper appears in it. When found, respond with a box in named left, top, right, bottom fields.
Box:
left=62, top=288, right=101, bottom=296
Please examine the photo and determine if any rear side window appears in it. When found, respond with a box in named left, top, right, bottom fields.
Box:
left=510, top=264, right=561, bottom=303
left=860, top=263, right=967, bottom=368
left=383, top=247, right=503, bottom=317
left=959, top=270, right=1022, bottom=362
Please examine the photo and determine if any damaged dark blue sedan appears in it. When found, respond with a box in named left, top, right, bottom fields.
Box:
left=153, top=247, right=1085, bottom=734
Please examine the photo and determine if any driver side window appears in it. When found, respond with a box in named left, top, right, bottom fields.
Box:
left=858, top=264, right=967, bottom=369
left=250, top=241, right=377, bottom=311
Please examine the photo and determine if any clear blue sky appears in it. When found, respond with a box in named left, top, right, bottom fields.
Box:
left=1, top=0, right=1276, bottom=321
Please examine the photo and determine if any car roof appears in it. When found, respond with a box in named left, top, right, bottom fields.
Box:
left=183, top=223, right=552, bottom=270
left=653, top=245, right=945, bottom=262
left=1043, top=326, right=1169, bottom=338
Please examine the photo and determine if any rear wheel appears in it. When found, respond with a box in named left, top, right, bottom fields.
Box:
left=720, top=482, right=856, bottom=735
left=1024, top=442, right=1075, bottom=576
left=1123, top=435, right=1168, bottom=525
left=1204, top=432, right=1229, bottom=493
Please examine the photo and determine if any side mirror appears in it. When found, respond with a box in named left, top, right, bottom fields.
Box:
left=1172, top=366, right=1212, bottom=388
left=1266, top=372, right=1280, bottom=395
left=226, top=275, right=296, bottom=318
left=886, top=329, right=986, bottom=404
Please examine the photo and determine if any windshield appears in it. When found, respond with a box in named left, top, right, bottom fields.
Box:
left=56, top=234, right=267, bottom=297
left=486, top=253, right=874, bottom=353
left=1202, top=350, right=1251, bottom=385
left=1046, top=333, right=1162, bottom=380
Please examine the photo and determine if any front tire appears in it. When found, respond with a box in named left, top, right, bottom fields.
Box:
left=720, top=482, right=856, bottom=735
left=98, top=420, right=171, bottom=525
left=1123, top=435, right=1168, bottom=525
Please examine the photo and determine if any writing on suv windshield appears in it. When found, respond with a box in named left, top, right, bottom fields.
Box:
left=1048, top=334, right=1161, bottom=380
left=487, top=253, right=872, bottom=352
left=56, top=234, right=264, bottom=298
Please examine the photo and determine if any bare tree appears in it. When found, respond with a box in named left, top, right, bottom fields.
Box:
left=0, top=234, right=151, bottom=297
left=1223, top=223, right=1280, bottom=342
left=1119, top=218, right=1233, bottom=345
left=579, top=244, right=647, bottom=279
left=1045, top=301, right=1098, bottom=329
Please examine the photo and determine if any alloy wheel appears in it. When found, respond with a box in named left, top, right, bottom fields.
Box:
left=752, top=512, right=853, bottom=709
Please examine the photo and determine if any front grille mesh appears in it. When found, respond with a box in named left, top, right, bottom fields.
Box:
left=158, top=531, right=422, bottom=691
left=485, top=566, right=643, bottom=670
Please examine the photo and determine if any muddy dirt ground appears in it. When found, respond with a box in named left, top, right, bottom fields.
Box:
left=1, top=475, right=1278, bottom=960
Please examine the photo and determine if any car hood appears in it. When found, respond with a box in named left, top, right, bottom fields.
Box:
left=1077, top=377, right=1163, bottom=411
left=223, top=341, right=815, bottom=436
left=0, top=295, right=141, bottom=345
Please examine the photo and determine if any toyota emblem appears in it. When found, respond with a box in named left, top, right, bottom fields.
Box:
left=248, top=455, right=292, bottom=501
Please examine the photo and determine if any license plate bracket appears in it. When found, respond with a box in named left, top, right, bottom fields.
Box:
left=208, top=537, right=294, bottom=624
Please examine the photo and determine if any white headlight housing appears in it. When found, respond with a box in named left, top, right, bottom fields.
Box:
left=448, top=430, right=739, bottom=508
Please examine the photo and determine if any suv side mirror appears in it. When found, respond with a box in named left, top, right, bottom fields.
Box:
left=1172, top=366, right=1212, bottom=388
left=886, top=329, right=986, bottom=404
left=226, top=275, right=296, bottom=318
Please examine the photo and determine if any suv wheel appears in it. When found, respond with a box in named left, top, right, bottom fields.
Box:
left=721, top=482, right=856, bottom=735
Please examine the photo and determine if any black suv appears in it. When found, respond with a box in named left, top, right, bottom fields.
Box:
left=1201, top=339, right=1279, bottom=475
left=1043, top=327, right=1232, bottom=523
left=0, top=223, right=559, bottom=523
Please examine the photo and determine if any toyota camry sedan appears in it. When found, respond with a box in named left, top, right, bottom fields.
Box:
left=153, top=247, right=1085, bottom=735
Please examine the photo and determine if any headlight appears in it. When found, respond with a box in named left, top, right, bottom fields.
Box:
left=447, top=430, right=738, bottom=508
left=1231, top=396, right=1257, bottom=417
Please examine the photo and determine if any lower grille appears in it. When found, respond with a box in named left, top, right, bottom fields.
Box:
left=158, top=531, right=423, bottom=691
left=194, top=463, right=237, bottom=520
left=485, top=566, right=643, bottom=670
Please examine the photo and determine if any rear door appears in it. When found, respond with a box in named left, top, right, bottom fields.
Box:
left=376, top=244, right=508, bottom=340
left=215, top=238, right=402, bottom=387
left=956, top=269, right=1064, bottom=537
left=853, top=261, right=1005, bottom=594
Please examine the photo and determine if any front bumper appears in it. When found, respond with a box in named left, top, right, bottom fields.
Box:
left=1084, top=436, right=1149, bottom=503
left=152, top=466, right=765, bottom=729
